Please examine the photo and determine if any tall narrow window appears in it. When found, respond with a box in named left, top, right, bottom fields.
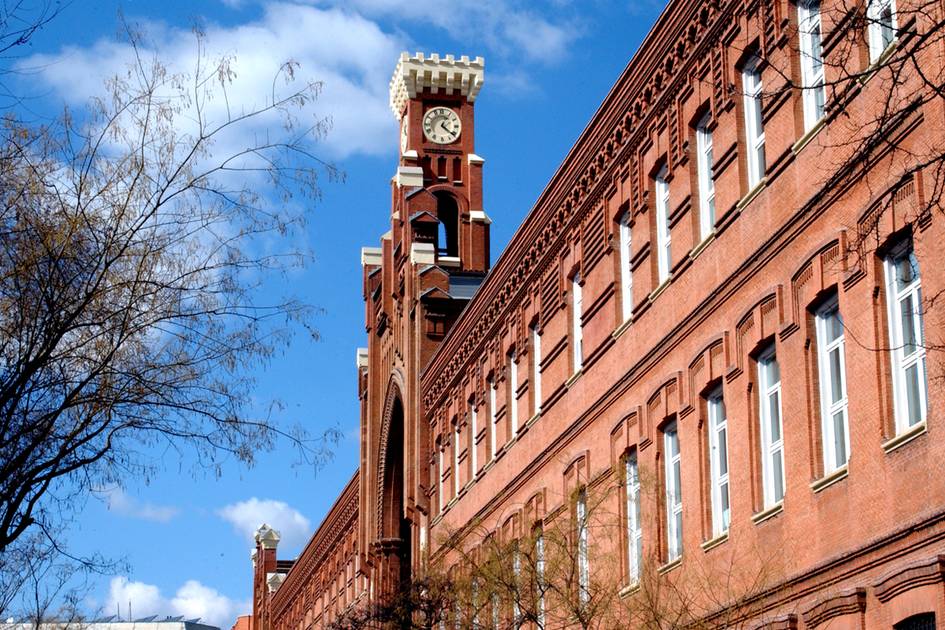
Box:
left=532, top=324, right=542, bottom=416
left=816, top=297, right=849, bottom=472
left=489, top=376, right=497, bottom=461
left=512, top=547, right=522, bottom=624
left=453, top=420, right=461, bottom=496
left=707, top=389, right=730, bottom=536
left=655, top=166, right=672, bottom=283
left=625, top=453, right=642, bottom=583
left=572, top=274, right=584, bottom=372
left=576, top=488, right=590, bottom=604
left=509, top=351, right=519, bottom=437
left=867, top=0, right=897, bottom=62
left=437, top=442, right=444, bottom=512
left=491, top=592, right=500, bottom=630
left=758, top=346, right=785, bottom=506
left=469, top=396, right=478, bottom=478
left=663, top=422, right=683, bottom=561
left=696, top=113, right=716, bottom=240
left=884, top=241, right=927, bottom=432
left=742, top=58, right=766, bottom=188
left=619, top=212, right=634, bottom=321
left=798, top=0, right=826, bottom=131
left=535, top=531, right=546, bottom=627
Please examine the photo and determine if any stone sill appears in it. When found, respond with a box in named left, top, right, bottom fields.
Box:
left=792, top=118, right=826, bottom=155
left=658, top=558, right=682, bottom=575
left=612, top=315, right=635, bottom=340
left=736, top=177, right=767, bottom=211
left=689, top=231, right=715, bottom=260
left=701, top=531, right=729, bottom=552
left=811, top=465, right=848, bottom=493
left=751, top=501, right=784, bottom=526
left=649, top=276, right=672, bottom=302
left=565, top=370, right=583, bottom=388
left=882, top=421, right=927, bottom=454
left=618, top=583, right=640, bottom=599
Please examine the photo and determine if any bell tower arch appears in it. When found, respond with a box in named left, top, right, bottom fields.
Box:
left=358, top=52, right=489, bottom=602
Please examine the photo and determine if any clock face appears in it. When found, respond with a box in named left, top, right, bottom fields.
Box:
left=400, top=119, right=408, bottom=153
left=422, top=107, right=461, bottom=144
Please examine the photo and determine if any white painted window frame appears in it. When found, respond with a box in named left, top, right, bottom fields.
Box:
left=535, top=531, right=546, bottom=627
left=509, top=351, right=519, bottom=437
left=867, top=0, right=897, bottom=63
left=664, top=422, right=683, bottom=561
left=884, top=241, right=928, bottom=433
left=655, top=166, right=672, bottom=283
left=742, top=58, right=766, bottom=188
left=758, top=345, right=785, bottom=507
left=816, top=296, right=850, bottom=472
left=625, top=453, right=642, bottom=583
left=572, top=273, right=584, bottom=372
left=453, top=420, right=461, bottom=497
left=619, top=212, right=634, bottom=321
left=437, top=442, right=444, bottom=512
left=707, top=388, right=730, bottom=536
left=469, top=396, right=478, bottom=478
left=798, top=0, right=826, bottom=131
left=532, top=323, right=542, bottom=415
left=576, top=487, right=590, bottom=604
left=489, top=376, right=497, bottom=461
left=696, top=113, right=716, bottom=240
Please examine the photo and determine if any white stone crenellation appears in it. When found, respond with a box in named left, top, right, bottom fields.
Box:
left=389, top=52, right=485, bottom=120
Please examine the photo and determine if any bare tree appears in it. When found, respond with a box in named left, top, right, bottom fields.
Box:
left=0, top=19, right=342, bottom=568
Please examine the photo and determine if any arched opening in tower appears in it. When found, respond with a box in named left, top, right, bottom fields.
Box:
left=381, top=396, right=411, bottom=589
left=435, top=192, right=459, bottom=258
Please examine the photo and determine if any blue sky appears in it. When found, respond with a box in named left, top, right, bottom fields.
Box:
left=11, top=0, right=664, bottom=625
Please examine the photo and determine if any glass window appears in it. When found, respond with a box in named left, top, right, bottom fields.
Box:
left=708, top=389, right=731, bottom=535
left=469, top=396, right=478, bottom=477
left=816, top=296, right=850, bottom=472
left=509, top=351, right=519, bottom=437
left=437, top=442, right=445, bottom=512
left=532, top=324, right=542, bottom=416
left=758, top=346, right=785, bottom=506
left=867, top=0, right=897, bottom=62
left=535, top=531, right=546, bottom=628
left=696, top=113, right=716, bottom=240
left=453, top=420, right=461, bottom=496
left=625, top=453, right=643, bottom=582
left=884, top=241, right=928, bottom=432
left=895, top=613, right=936, bottom=630
left=742, top=58, right=766, bottom=188
left=489, top=376, right=497, bottom=461
left=573, top=274, right=584, bottom=372
left=576, top=488, right=590, bottom=604
left=655, top=166, right=672, bottom=283
left=798, top=0, right=826, bottom=130
left=664, top=422, right=683, bottom=561
left=620, top=212, right=634, bottom=321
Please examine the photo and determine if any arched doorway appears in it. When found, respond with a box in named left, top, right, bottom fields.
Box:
left=379, top=394, right=411, bottom=594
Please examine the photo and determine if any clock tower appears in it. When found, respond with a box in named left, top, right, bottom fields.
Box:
left=359, top=53, right=489, bottom=599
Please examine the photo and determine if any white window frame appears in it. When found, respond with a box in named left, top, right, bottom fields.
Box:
left=884, top=241, right=928, bottom=433
left=489, top=376, right=497, bottom=461
left=816, top=296, right=850, bottom=473
left=469, top=396, right=479, bottom=478
left=619, top=212, right=634, bottom=321
left=867, top=0, right=897, bottom=63
left=509, top=351, right=519, bottom=437
left=532, top=324, right=542, bottom=416
left=512, top=546, right=522, bottom=624
left=742, top=58, right=766, bottom=188
left=535, top=531, right=546, bottom=627
left=576, top=487, right=590, bottom=604
left=453, top=420, right=461, bottom=497
left=437, top=442, right=444, bottom=512
left=758, top=345, right=785, bottom=507
left=798, top=0, right=826, bottom=131
left=625, top=453, right=642, bottom=583
left=572, top=274, right=584, bottom=372
left=707, top=389, right=730, bottom=536
left=696, top=113, right=716, bottom=240
left=655, top=166, right=672, bottom=283
left=663, top=422, right=683, bottom=562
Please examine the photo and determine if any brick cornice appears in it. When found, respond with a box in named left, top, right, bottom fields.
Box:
left=801, top=587, right=866, bottom=628
left=873, top=554, right=945, bottom=603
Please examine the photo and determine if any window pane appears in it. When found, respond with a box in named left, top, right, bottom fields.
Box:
left=825, top=308, right=843, bottom=342
left=772, top=452, right=784, bottom=501
left=718, top=426, right=728, bottom=475
left=896, top=253, right=917, bottom=287
left=832, top=410, right=847, bottom=465
left=673, top=460, right=681, bottom=502
left=900, top=294, right=918, bottom=354
left=721, top=482, right=730, bottom=528
left=829, top=347, right=844, bottom=404
left=905, top=362, right=923, bottom=426
left=765, top=355, right=780, bottom=383
left=769, top=391, right=781, bottom=442
left=674, top=512, right=683, bottom=550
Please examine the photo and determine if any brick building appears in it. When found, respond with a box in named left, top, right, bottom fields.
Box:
left=249, top=0, right=945, bottom=625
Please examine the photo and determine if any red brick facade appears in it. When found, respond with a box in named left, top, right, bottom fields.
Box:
left=250, top=0, right=945, bottom=625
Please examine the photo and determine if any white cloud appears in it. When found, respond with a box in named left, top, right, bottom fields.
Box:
left=106, top=577, right=249, bottom=627
left=20, top=3, right=404, bottom=159
left=99, top=487, right=179, bottom=523
left=217, top=497, right=311, bottom=550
